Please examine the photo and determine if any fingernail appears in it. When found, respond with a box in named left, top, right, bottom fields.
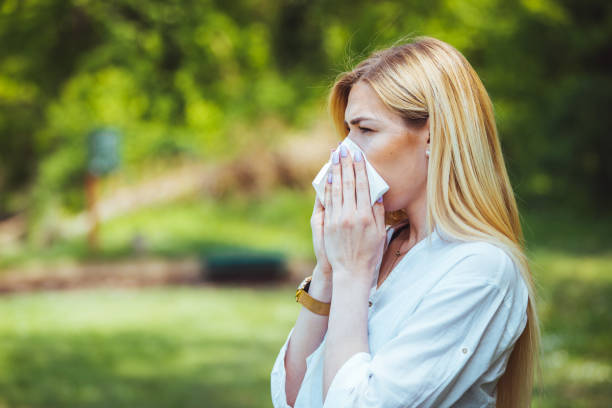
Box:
left=354, top=150, right=363, bottom=162
left=377, top=196, right=383, bottom=203
left=327, top=172, right=332, bottom=183
left=332, top=150, right=339, bottom=164
left=340, top=145, right=348, bottom=158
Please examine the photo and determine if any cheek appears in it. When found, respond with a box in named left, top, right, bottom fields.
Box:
left=381, top=147, right=421, bottom=178
left=361, top=132, right=425, bottom=191
left=380, top=151, right=428, bottom=196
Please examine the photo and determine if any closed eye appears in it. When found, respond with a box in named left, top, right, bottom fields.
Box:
left=345, top=125, right=373, bottom=133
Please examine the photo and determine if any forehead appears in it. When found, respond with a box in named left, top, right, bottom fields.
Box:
left=345, top=81, right=397, bottom=122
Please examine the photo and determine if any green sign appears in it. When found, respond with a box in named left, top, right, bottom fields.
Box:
left=87, top=128, right=120, bottom=176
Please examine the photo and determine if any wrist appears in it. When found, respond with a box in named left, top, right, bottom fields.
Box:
left=332, top=270, right=372, bottom=293
left=313, top=264, right=333, bottom=284
left=309, top=267, right=333, bottom=303
left=314, top=261, right=332, bottom=273
left=331, top=274, right=371, bottom=310
left=308, top=265, right=333, bottom=303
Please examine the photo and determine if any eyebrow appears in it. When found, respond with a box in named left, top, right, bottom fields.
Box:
left=344, top=116, right=376, bottom=127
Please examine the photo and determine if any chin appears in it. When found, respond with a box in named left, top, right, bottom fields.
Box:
left=380, top=197, right=403, bottom=212
left=381, top=193, right=414, bottom=214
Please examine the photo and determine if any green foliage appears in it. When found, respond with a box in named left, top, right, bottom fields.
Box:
left=0, top=0, right=610, bottom=217
left=0, top=188, right=316, bottom=269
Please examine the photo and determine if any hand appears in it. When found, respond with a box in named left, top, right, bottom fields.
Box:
left=311, top=193, right=332, bottom=281
left=323, top=144, right=386, bottom=284
left=311, top=149, right=337, bottom=281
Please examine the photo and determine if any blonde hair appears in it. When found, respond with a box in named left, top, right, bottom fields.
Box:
left=327, top=36, right=541, bottom=407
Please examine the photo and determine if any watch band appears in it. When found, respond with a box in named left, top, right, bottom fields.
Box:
left=295, top=275, right=331, bottom=316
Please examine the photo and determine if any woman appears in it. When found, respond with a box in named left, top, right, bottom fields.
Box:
left=270, top=36, right=540, bottom=408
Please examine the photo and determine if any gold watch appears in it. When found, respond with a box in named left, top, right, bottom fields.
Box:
left=295, top=275, right=331, bottom=316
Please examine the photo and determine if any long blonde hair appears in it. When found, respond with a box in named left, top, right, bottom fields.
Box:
left=327, top=36, right=540, bottom=407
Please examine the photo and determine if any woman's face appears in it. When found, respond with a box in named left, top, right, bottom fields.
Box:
left=344, top=80, right=430, bottom=212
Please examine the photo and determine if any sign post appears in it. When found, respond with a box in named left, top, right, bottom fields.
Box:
left=86, top=128, right=120, bottom=251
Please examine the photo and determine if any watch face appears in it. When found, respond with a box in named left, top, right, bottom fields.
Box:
left=298, top=276, right=312, bottom=290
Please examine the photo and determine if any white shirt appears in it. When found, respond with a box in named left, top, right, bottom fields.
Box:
left=270, top=224, right=529, bottom=408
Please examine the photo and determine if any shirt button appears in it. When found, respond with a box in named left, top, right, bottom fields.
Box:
left=368, top=300, right=373, bottom=307
left=462, top=347, right=468, bottom=354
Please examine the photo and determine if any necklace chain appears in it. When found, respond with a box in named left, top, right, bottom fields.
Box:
left=390, top=240, right=409, bottom=268
left=381, top=226, right=411, bottom=283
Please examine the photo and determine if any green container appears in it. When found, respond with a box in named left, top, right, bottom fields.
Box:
left=202, top=251, right=287, bottom=282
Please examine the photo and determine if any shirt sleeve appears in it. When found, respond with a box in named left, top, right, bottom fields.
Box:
left=270, top=326, right=296, bottom=408
left=322, top=247, right=529, bottom=408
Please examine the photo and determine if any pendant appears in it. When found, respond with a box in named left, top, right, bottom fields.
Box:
left=395, top=250, right=401, bottom=256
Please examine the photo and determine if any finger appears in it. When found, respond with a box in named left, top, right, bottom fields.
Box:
left=314, top=196, right=323, bottom=210
left=312, top=195, right=323, bottom=218
left=331, top=148, right=342, bottom=212
left=339, top=144, right=356, bottom=211
left=373, top=195, right=386, bottom=232
left=324, top=152, right=333, bottom=225
left=319, top=146, right=335, bottom=215
left=353, top=149, right=372, bottom=211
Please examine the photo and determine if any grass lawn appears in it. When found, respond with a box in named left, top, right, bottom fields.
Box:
left=0, top=285, right=299, bottom=408
left=0, top=260, right=609, bottom=408
left=0, top=187, right=610, bottom=407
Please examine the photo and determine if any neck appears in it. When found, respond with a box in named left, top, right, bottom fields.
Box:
left=399, top=192, right=428, bottom=245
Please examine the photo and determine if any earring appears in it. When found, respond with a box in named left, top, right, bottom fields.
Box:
left=425, top=149, right=430, bottom=157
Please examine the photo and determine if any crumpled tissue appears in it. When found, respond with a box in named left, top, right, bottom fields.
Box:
left=312, top=137, right=389, bottom=207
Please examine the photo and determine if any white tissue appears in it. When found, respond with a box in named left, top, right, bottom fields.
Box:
left=312, top=137, right=389, bottom=207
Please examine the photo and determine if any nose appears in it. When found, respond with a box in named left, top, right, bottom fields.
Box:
left=345, top=135, right=358, bottom=148
left=345, top=136, right=366, bottom=154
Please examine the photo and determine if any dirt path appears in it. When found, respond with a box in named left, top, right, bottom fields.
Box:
left=0, top=256, right=312, bottom=294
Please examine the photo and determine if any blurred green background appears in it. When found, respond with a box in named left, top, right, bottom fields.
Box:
left=0, top=0, right=610, bottom=407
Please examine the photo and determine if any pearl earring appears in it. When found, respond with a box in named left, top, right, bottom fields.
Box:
left=425, top=149, right=430, bottom=157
